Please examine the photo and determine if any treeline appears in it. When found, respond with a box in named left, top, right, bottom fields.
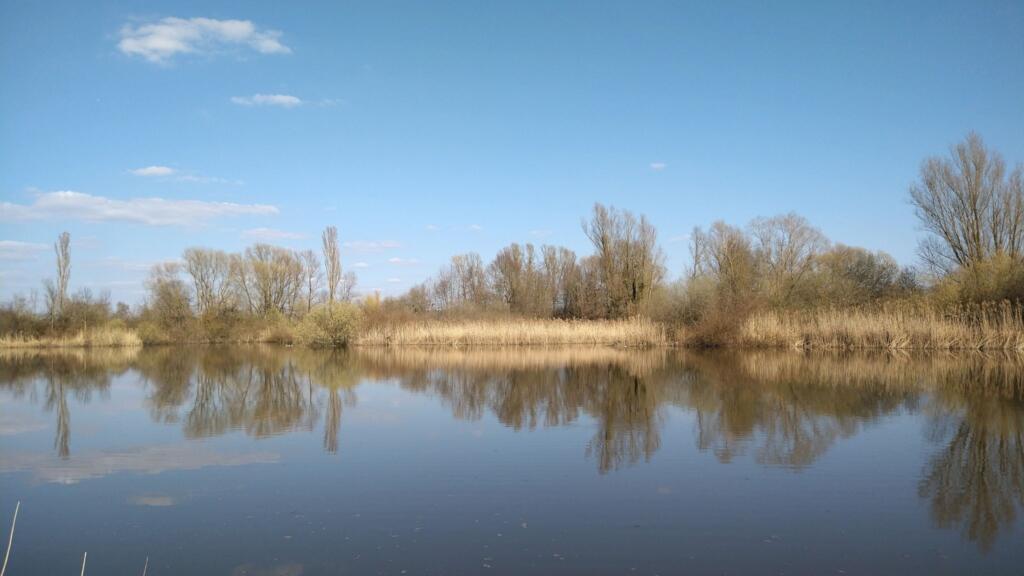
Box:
left=1, top=226, right=363, bottom=345
left=1, top=131, right=1022, bottom=347
left=385, top=203, right=664, bottom=320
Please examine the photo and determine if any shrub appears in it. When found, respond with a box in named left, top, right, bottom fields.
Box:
left=298, top=303, right=363, bottom=347
left=933, top=254, right=1024, bottom=304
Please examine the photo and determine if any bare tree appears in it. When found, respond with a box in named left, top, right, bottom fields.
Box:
left=54, top=231, right=70, bottom=318
left=300, top=250, right=322, bottom=312
left=145, top=262, right=192, bottom=326
left=182, top=248, right=234, bottom=316
left=582, top=203, right=665, bottom=317
left=749, top=213, right=828, bottom=305
left=322, top=226, right=342, bottom=303
left=339, top=271, right=358, bottom=303
left=691, top=221, right=757, bottom=300
left=234, top=244, right=305, bottom=317
left=910, top=132, right=1024, bottom=272
left=429, top=253, right=489, bottom=310
left=541, top=245, right=577, bottom=316
left=815, top=244, right=903, bottom=305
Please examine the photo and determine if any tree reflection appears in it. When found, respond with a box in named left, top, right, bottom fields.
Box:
left=4, top=346, right=1024, bottom=549
left=361, top=348, right=669, bottom=473
left=0, top=349, right=126, bottom=458
left=919, top=365, right=1024, bottom=551
left=140, top=347, right=320, bottom=439
left=679, top=352, right=916, bottom=468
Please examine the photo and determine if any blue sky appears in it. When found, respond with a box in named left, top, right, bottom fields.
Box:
left=2, top=0, right=1022, bottom=304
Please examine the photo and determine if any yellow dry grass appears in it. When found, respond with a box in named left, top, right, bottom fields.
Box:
left=357, top=317, right=666, bottom=348
left=0, top=326, right=143, bottom=349
left=740, top=302, right=1024, bottom=350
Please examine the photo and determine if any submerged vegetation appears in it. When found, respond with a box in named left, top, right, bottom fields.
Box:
left=2, top=132, right=1024, bottom=349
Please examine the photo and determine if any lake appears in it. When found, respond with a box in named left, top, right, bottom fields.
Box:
left=1, top=346, right=1022, bottom=575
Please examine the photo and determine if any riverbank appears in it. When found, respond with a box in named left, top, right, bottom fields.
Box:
left=356, top=318, right=666, bottom=347
left=0, top=326, right=142, bottom=349
left=2, top=306, right=1023, bottom=350
left=739, top=304, right=1024, bottom=351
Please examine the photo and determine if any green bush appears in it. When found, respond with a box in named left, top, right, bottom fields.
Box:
left=297, top=303, right=363, bottom=347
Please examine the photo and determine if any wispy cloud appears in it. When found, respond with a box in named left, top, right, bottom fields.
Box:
left=242, top=228, right=305, bottom=241
left=0, top=240, right=49, bottom=261
left=231, top=94, right=302, bottom=108
left=94, top=256, right=158, bottom=272
left=118, top=17, right=291, bottom=64
left=0, top=191, right=278, bottom=226
left=0, top=412, right=47, bottom=436
left=130, top=166, right=237, bottom=184
left=342, top=240, right=401, bottom=253
left=387, top=257, right=419, bottom=266
left=386, top=278, right=402, bottom=284
left=128, top=494, right=176, bottom=507
left=131, top=165, right=176, bottom=177
left=177, top=174, right=239, bottom=185
left=352, top=262, right=369, bottom=269
left=649, top=162, right=667, bottom=171
left=0, top=443, right=278, bottom=484
left=529, top=229, right=552, bottom=238
left=469, top=224, right=483, bottom=232
left=425, top=224, right=440, bottom=232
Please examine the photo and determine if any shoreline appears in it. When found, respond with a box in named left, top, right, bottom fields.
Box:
left=2, top=312, right=1023, bottom=352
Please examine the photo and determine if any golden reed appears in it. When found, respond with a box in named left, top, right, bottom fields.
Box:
left=357, top=317, right=666, bottom=347
left=0, top=326, right=143, bottom=349
left=740, top=302, right=1024, bottom=350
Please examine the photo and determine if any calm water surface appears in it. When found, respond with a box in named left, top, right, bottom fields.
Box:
left=1, top=347, right=1022, bottom=575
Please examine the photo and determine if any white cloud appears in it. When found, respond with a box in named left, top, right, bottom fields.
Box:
left=118, top=17, right=291, bottom=63
left=0, top=240, right=49, bottom=261
left=425, top=224, right=440, bottom=232
left=242, top=228, right=305, bottom=241
left=386, top=278, right=402, bottom=284
left=649, top=162, right=667, bottom=171
left=342, top=240, right=401, bottom=253
left=529, top=229, right=552, bottom=238
left=131, top=165, right=176, bottom=177
left=352, top=262, right=369, bottom=269
left=231, top=94, right=303, bottom=108
left=469, top=224, right=483, bottom=231
left=387, top=257, right=419, bottom=266
left=0, top=191, right=278, bottom=226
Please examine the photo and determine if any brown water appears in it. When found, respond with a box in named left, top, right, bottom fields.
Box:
left=1, top=346, right=1022, bottom=575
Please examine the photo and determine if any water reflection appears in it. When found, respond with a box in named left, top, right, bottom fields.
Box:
left=360, top=348, right=669, bottom=472
left=919, top=377, right=1024, bottom=550
left=0, top=348, right=131, bottom=457
left=679, top=352, right=920, bottom=467
left=2, top=346, right=1023, bottom=549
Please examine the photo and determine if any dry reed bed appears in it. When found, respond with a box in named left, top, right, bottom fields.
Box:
left=355, top=346, right=668, bottom=374
left=357, top=318, right=666, bottom=348
left=741, top=303, right=1024, bottom=350
left=0, top=327, right=143, bottom=349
